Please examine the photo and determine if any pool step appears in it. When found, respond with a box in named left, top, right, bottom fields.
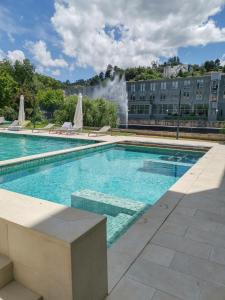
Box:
left=71, top=189, right=147, bottom=217
left=139, top=159, right=189, bottom=177
left=0, top=255, right=13, bottom=289
left=106, top=213, right=134, bottom=245
left=144, top=158, right=193, bottom=167
left=0, top=281, right=42, bottom=300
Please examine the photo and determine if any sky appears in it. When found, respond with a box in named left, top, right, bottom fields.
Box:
left=0, top=0, right=225, bottom=82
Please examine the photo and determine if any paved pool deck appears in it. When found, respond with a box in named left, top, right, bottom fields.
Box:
left=1, top=129, right=225, bottom=300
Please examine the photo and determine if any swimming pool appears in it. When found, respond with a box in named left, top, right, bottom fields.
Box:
left=0, top=132, right=97, bottom=161
left=0, top=144, right=204, bottom=245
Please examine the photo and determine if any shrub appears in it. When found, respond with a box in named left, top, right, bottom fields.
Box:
left=53, top=95, right=117, bottom=127
left=0, top=106, right=17, bottom=120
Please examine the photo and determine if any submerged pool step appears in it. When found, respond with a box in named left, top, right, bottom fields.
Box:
left=105, top=213, right=134, bottom=245
left=71, top=189, right=147, bottom=217
left=139, top=159, right=190, bottom=177
left=144, top=158, right=193, bottom=167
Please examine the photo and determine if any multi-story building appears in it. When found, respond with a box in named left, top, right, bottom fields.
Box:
left=127, top=72, right=225, bottom=122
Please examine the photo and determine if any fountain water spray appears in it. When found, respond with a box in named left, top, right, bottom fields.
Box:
left=91, top=75, right=128, bottom=128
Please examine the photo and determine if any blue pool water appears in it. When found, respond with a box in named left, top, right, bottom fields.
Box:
left=0, top=133, right=97, bottom=161
left=0, top=144, right=204, bottom=244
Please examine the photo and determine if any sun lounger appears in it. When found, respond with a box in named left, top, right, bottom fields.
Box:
left=32, top=123, right=55, bottom=133
left=51, top=122, right=72, bottom=134
left=0, top=117, right=11, bottom=125
left=0, top=117, right=5, bottom=124
left=88, top=126, right=111, bottom=136
left=8, top=120, right=30, bottom=131
left=66, top=125, right=82, bottom=135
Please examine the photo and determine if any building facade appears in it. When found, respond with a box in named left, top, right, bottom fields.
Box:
left=127, top=72, right=225, bottom=121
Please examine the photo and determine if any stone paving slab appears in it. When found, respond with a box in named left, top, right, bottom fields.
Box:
left=152, top=231, right=212, bottom=259
left=107, top=276, right=155, bottom=300
left=152, top=290, right=182, bottom=300
left=210, top=246, right=225, bottom=265
left=127, top=258, right=204, bottom=300
left=170, top=252, right=225, bottom=286
left=141, top=244, right=175, bottom=267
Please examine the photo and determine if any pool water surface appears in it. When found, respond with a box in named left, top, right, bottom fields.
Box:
left=0, top=144, right=204, bottom=244
left=0, top=132, right=97, bottom=161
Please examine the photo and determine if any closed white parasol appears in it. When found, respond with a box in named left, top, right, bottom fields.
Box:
left=18, top=94, right=25, bottom=125
left=73, top=93, right=83, bottom=130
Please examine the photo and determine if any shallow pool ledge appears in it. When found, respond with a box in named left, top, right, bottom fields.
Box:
left=0, top=188, right=108, bottom=300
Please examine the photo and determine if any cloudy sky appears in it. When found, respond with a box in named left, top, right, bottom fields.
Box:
left=0, top=0, right=225, bottom=81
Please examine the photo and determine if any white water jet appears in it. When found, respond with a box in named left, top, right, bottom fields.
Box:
left=92, top=76, right=128, bottom=128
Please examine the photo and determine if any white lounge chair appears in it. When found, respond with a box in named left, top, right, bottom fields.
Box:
left=88, top=126, right=111, bottom=136
left=7, top=120, right=19, bottom=131
left=8, top=120, right=29, bottom=131
left=51, top=122, right=72, bottom=134
left=66, top=125, right=82, bottom=135
left=32, top=123, right=55, bottom=133
left=0, top=117, right=5, bottom=124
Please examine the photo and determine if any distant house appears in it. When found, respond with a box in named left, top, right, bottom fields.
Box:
left=163, top=64, right=189, bottom=78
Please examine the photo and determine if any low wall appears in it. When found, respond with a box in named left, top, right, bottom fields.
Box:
left=129, top=119, right=225, bottom=128
left=0, top=189, right=108, bottom=300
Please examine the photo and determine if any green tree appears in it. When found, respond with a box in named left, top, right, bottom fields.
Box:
left=37, top=89, right=64, bottom=118
left=105, top=64, right=113, bottom=79
left=0, top=72, right=18, bottom=108
left=54, top=95, right=117, bottom=127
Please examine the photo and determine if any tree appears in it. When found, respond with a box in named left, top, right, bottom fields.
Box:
left=105, top=64, right=113, bottom=79
left=54, top=95, right=117, bottom=127
left=99, top=72, right=105, bottom=81
left=0, top=72, right=18, bottom=108
left=14, top=59, right=35, bottom=87
left=37, top=89, right=64, bottom=118
left=167, top=56, right=181, bottom=66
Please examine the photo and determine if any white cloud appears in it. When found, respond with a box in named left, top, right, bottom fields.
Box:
left=0, top=49, right=25, bottom=63
left=51, top=0, right=225, bottom=72
left=52, top=69, right=61, bottom=76
left=27, top=40, right=68, bottom=68
left=7, top=50, right=25, bottom=63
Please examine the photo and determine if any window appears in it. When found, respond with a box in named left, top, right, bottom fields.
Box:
left=131, top=84, right=136, bottom=93
left=161, top=82, right=167, bottom=90
left=140, top=83, right=145, bottom=92
left=196, top=91, right=202, bottom=100
left=129, top=105, right=149, bottom=114
left=223, top=91, right=225, bottom=100
left=172, top=81, right=178, bottom=89
left=130, top=94, right=136, bottom=101
left=181, top=104, right=191, bottom=114
left=150, top=83, right=156, bottom=91
left=184, top=80, right=191, bottom=87
left=211, top=95, right=217, bottom=102
left=183, top=91, right=190, bottom=99
left=197, top=79, right=204, bottom=89
left=211, top=80, right=218, bottom=93
left=150, top=94, right=155, bottom=101
left=160, top=94, right=166, bottom=101
left=140, top=95, right=146, bottom=101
